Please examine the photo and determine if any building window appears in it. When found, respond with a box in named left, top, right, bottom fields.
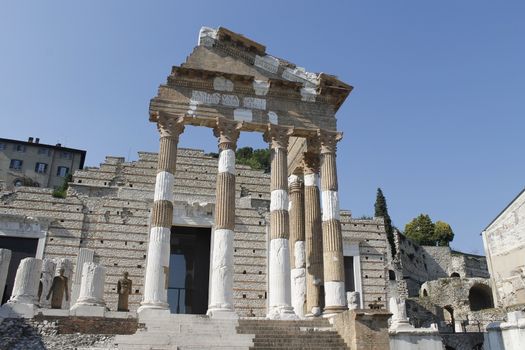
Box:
left=57, top=166, right=69, bottom=177
left=35, top=162, right=48, bottom=174
left=38, top=148, right=51, bottom=156
left=0, top=143, right=6, bottom=150
left=9, top=159, right=23, bottom=170
left=60, top=151, right=72, bottom=159
left=14, top=144, right=26, bottom=152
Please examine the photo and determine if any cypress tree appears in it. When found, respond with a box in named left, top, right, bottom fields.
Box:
left=374, top=188, right=396, bottom=258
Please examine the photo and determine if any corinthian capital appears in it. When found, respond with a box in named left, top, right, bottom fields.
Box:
left=318, top=129, right=343, bottom=154
left=263, top=124, right=293, bottom=150
left=213, top=118, right=242, bottom=150
left=156, top=112, right=185, bottom=139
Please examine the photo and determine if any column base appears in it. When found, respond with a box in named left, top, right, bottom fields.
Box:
left=137, top=301, right=169, bottom=315
left=267, top=306, right=298, bottom=320
left=322, top=305, right=348, bottom=318
left=207, top=308, right=238, bottom=319
left=305, top=307, right=322, bottom=318
left=70, top=304, right=105, bottom=317
left=0, top=302, right=37, bottom=318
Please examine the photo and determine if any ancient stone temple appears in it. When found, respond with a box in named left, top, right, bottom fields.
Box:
left=0, top=27, right=402, bottom=349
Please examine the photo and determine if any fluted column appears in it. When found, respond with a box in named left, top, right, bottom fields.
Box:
left=320, top=130, right=347, bottom=314
left=264, top=125, right=297, bottom=319
left=289, top=174, right=306, bottom=317
left=303, top=147, right=324, bottom=316
left=139, top=114, right=184, bottom=312
left=207, top=118, right=241, bottom=318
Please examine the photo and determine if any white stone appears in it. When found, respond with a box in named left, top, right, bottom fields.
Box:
left=282, top=67, right=319, bottom=88
left=233, top=108, right=252, bottom=122
left=191, top=90, right=221, bottom=105
left=290, top=267, right=306, bottom=318
left=153, top=171, right=174, bottom=202
left=288, top=174, right=300, bottom=186
left=0, top=249, right=11, bottom=303
left=347, top=291, right=360, bottom=310
left=389, top=333, right=443, bottom=350
left=324, top=281, right=346, bottom=309
left=294, top=241, right=305, bottom=268
left=253, top=80, right=270, bottom=96
left=74, top=262, right=106, bottom=307
left=39, top=258, right=56, bottom=308
left=71, top=248, right=94, bottom=306
left=218, top=149, right=235, bottom=175
left=267, top=111, right=278, bottom=124
left=268, top=238, right=296, bottom=319
left=10, top=258, right=42, bottom=305
left=198, top=26, right=217, bottom=47
left=213, top=77, right=234, bottom=92
left=207, top=229, right=234, bottom=315
left=304, top=173, right=318, bottom=187
left=300, top=87, right=316, bottom=102
left=243, top=97, right=266, bottom=110
left=140, top=226, right=171, bottom=311
left=270, top=190, right=289, bottom=212
left=221, top=94, right=240, bottom=107
left=254, top=54, right=279, bottom=74
left=322, top=190, right=340, bottom=221
left=485, top=311, right=525, bottom=350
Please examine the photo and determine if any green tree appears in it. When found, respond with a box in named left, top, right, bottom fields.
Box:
left=374, top=188, right=396, bottom=257
left=434, top=220, right=454, bottom=246
left=404, top=214, right=435, bottom=245
left=235, top=147, right=270, bottom=171
left=52, top=174, right=72, bottom=198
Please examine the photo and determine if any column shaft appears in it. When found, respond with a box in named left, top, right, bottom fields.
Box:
left=208, top=119, right=240, bottom=317
left=320, top=131, right=347, bottom=314
left=140, top=116, right=184, bottom=312
left=289, top=175, right=306, bottom=317
left=265, top=125, right=296, bottom=319
left=303, top=151, right=324, bottom=316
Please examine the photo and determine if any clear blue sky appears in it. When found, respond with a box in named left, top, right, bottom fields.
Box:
left=1, top=1, right=524, bottom=255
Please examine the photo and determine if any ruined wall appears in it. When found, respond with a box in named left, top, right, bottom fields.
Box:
left=482, top=189, right=525, bottom=308
left=394, top=233, right=489, bottom=297
left=341, top=214, right=389, bottom=308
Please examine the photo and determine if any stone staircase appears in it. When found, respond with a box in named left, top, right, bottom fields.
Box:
left=113, top=312, right=349, bottom=350
left=237, top=318, right=349, bottom=350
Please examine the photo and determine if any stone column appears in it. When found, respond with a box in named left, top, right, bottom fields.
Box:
left=207, top=118, right=240, bottom=318
left=71, top=262, right=106, bottom=316
left=319, top=130, right=347, bottom=314
left=303, top=148, right=324, bottom=316
left=5, top=257, right=42, bottom=317
left=0, top=249, right=11, bottom=303
left=264, top=125, right=296, bottom=319
left=289, top=174, right=306, bottom=317
left=140, top=115, right=184, bottom=312
left=39, top=258, right=57, bottom=308
left=71, top=248, right=94, bottom=306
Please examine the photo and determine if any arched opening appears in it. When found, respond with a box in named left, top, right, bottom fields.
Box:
left=469, top=284, right=494, bottom=311
left=443, top=305, right=455, bottom=332
left=388, top=270, right=396, bottom=281
left=450, top=272, right=460, bottom=278
left=423, top=289, right=428, bottom=297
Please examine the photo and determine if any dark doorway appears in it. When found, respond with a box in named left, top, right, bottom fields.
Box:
left=168, top=226, right=210, bottom=314
left=469, top=283, right=494, bottom=311
left=344, top=256, right=355, bottom=292
left=0, top=236, right=39, bottom=304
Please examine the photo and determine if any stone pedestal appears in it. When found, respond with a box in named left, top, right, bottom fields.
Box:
left=3, top=257, right=42, bottom=317
left=70, top=262, right=106, bottom=317
left=0, top=248, right=11, bottom=303
left=331, top=309, right=392, bottom=350
left=38, top=258, right=56, bottom=308
left=485, top=311, right=525, bottom=350
left=71, top=248, right=94, bottom=306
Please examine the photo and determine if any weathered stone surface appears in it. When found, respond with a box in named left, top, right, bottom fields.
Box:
left=0, top=248, right=11, bottom=303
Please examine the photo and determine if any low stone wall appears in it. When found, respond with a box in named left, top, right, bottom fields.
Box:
left=331, top=309, right=391, bottom=350
left=0, top=316, right=138, bottom=350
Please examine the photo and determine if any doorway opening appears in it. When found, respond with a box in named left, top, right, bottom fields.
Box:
left=0, top=236, right=39, bottom=304
left=168, top=226, right=210, bottom=314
